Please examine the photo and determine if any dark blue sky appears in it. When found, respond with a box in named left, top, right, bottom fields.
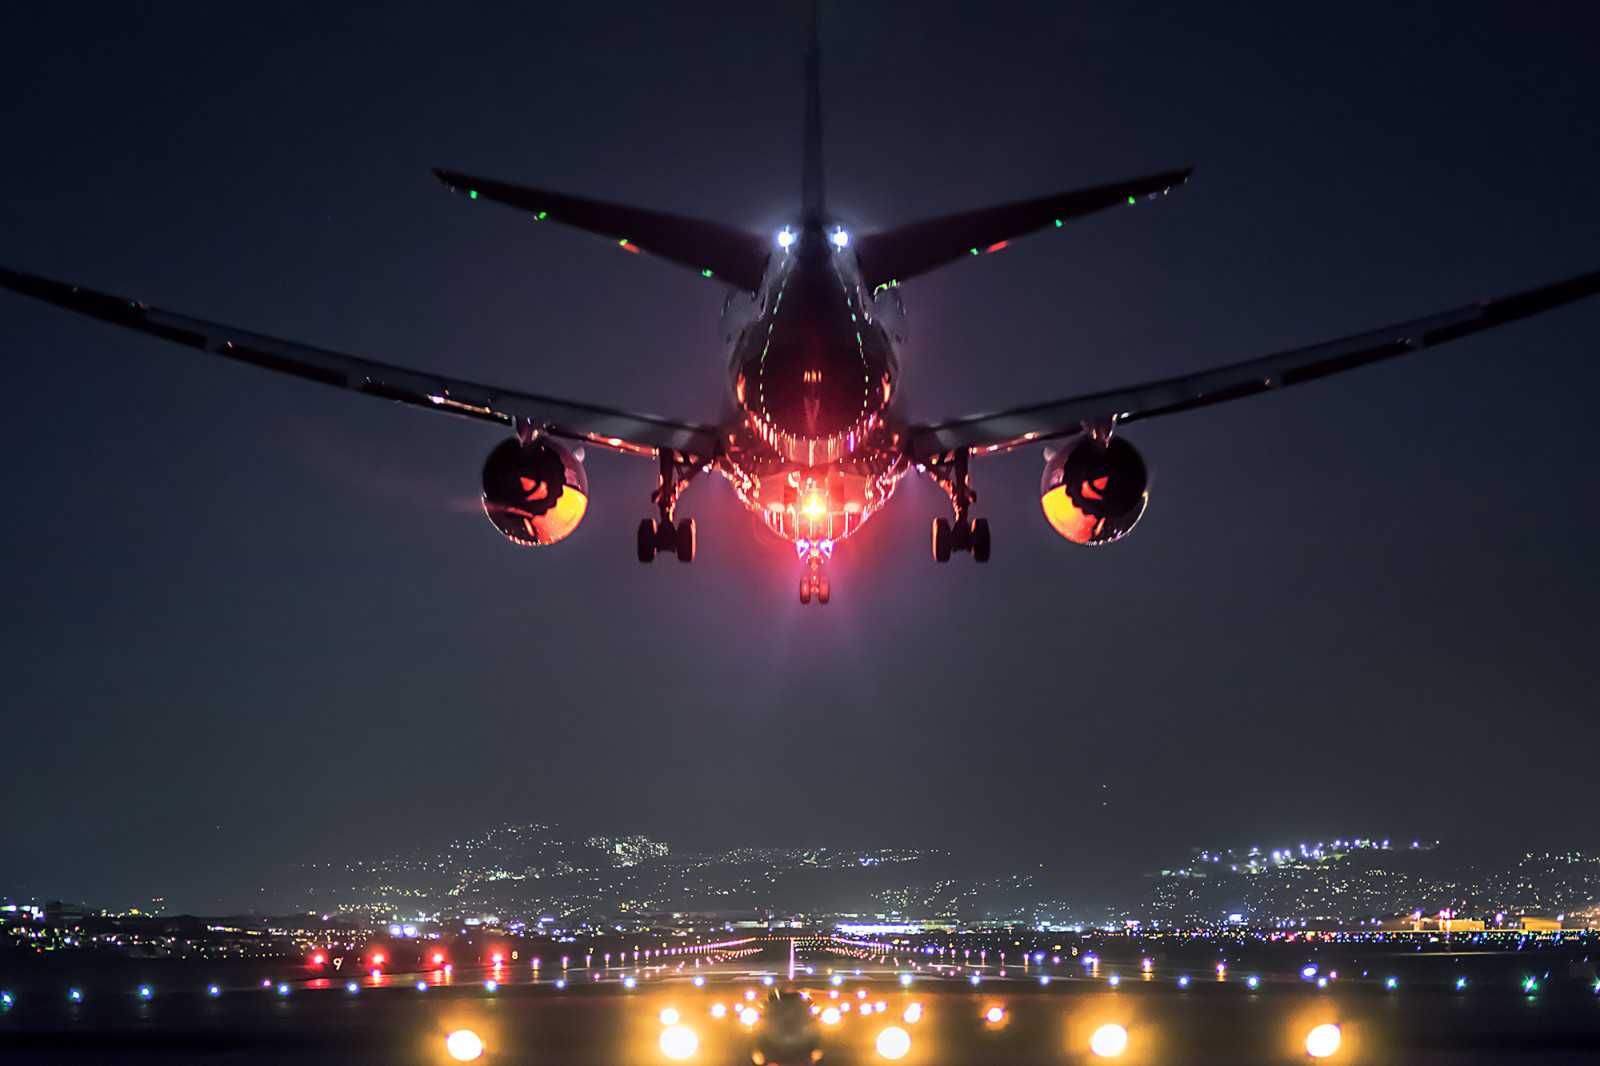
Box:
left=1, top=1, right=1595, bottom=912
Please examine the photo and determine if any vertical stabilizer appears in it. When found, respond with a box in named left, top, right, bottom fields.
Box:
left=801, top=2, right=824, bottom=222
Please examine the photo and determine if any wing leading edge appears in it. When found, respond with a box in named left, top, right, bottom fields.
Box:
left=908, top=266, right=1600, bottom=458
left=0, top=265, right=721, bottom=458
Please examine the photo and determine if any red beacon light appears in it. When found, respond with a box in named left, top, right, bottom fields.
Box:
left=491, top=952, right=505, bottom=965
left=311, top=953, right=326, bottom=966
left=433, top=953, right=446, bottom=966
left=371, top=952, right=386, bottom=967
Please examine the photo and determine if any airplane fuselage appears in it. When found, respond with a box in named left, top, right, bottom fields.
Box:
left=718, top=223, right=907, bottom=552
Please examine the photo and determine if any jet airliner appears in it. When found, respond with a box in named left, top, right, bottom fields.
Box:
left=2, top=32, right=1597, bottom=604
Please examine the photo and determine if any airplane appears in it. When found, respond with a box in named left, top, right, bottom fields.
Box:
left=1, top=30, right=1597, bottom=606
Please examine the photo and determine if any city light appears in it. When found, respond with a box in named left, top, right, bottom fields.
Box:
left=660, top=1008, right=681, bottom=1025
left=985, top=1006, right=1005, bottom=1024
left=445, top=1029, right=485, bottom=1061
left=659, top=1025, right=699, bottom=1059
left=875, top=1026, right=911, bottom=1059
left=902, top=1002, right=923, bottom=1024
left=738, top=1007, right=760, bottom=1025
left=1305, top=1023, right=1341, bottom=1058
left=820, top=1007, right=842, bottom=1025
left=710, top=1004, right=727, bottom=1018
left=1090, top=1024, right=1128, bottom=1057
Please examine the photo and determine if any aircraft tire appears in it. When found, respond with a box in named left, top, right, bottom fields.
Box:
left=637, top=519, right=657, bottom=563
left=972, top=518, right=991, bottom=563
left=818, top=577, right=830, bottom=604
left=655, top=518, right=678, bottom=554
left=799, top=577, right=811, bottom=605
left=932, top=518, right=952, bottom=562
left=676, top=518, right=696, bottom=563
left=951, top=517, right=972, bottom=553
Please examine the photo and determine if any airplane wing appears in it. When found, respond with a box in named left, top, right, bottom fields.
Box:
left=0, top=265, right=722, bottom=459
left=907, top=266, right=1600, bottom=458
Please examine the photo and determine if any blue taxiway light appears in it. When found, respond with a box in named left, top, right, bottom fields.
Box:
left=555, top=979, right=566, bottom=989
left=208, top=986, right=220, bottom=997
left=70, top=989, right=82, bottom=1002
left=484, top=980, right=499, bottom=992
left=1386, top=978, right=1398, bottom=990
left=622, top=977, right=636, bottom=988
left=692, top=976, right=706, bottom=987
left=1109, top=976, right=1121, bottom=988
left=415, top=981, right=428, bottom=992
left=899, top=974, right=914, bottom=986
left=1177, top=976, right=1190, bottom=988
left=139, top=986, right=151, bottom=999
left=1246, top=976, right=1260, bottom=989
left=1039, top=975, right=1051, bottom=986
left=277, top=984, right=290, bottom=996
left=346, top=982, right=359, bottom=994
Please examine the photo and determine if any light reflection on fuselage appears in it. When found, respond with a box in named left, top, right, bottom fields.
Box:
left=720, top=224, right=905, bottom=547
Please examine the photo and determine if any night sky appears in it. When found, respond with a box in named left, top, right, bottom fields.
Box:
left=1, top=2, right=1595, bottom=913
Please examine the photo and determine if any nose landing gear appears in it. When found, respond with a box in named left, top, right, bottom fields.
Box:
left=797, top=540, right=832, bottom=605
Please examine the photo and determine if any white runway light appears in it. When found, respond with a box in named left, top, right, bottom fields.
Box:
left=1306, top=1023, right=1341, bottom=1058
left=660, top=1025, right=699, bottom=1059
left=1090, top=1024, right=1128, bottom=1057
left=875, top=1026, right=911, bottom=1059
left=445, top=1029, right=485, bottom=1061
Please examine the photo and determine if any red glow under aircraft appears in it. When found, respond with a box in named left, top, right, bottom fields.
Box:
left=2, top=33, right=1597, bottom=604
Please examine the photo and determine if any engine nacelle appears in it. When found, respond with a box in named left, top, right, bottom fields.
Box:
left=1040, top=435, right=1148, bottom=545
left=481, top=436, right=588, bottom=546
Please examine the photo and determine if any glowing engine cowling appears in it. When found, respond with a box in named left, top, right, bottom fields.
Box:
left=1040, top=436, right=1148, bottom=545
left=481, top=436, right=588, bottom=546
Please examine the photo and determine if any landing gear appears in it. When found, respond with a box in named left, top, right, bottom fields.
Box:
left=797, top=540, right=832, bottom=605
left=637, top=517, right=697, bottom=563
left=638, top=450, right=707, bottom=563
left=926, top=448, right=991, bottom=563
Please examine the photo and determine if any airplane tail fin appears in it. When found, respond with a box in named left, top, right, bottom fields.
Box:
left=801, top=1, right=825, bottom=222
left=852, top=167, right=1194, bottom=290
left=433, top=168, right=771, bottom=292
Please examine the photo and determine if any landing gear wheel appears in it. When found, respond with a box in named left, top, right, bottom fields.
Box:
left=932, top=518, right=952, bottom=562
left=972, top=518, right=991, bottom=563
left=675, top=518, right=696, bottom=563
left=799, top=577, right=812, bottom=605
left=637, top=519, right=657, bottom=563
left=818, top=576, right=830, bottom=604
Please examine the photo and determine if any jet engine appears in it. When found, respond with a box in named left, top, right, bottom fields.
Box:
left=481, top=436, right=588, bottom=546
left=1040, top=435, right=1148, bottom=545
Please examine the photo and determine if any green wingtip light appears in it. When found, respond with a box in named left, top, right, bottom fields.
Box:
left=537, top=211, right=547, bottom=220
left=1127, top=196, right=1135, bottom=204
left=1054, top=219, right=1062, bottom=227
left=469, top=190, right=478, bottom=200
left=701, top=270, right=713, bottom=278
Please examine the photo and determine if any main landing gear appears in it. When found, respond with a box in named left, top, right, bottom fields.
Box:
left=637, top=449, right=706, bottom=563
left=925, top=447, right=991, bottom=564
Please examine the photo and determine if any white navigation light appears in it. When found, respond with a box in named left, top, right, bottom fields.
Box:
left=777, top=229, right=796, bottom=249
left=1305, top=1023, right=1341, bottom=1058
left=660, top=1025, right=699, bottom=1059
left=831, top=229, right=850, bottom=248
left=1089, top=1024, right=1128, bottom=1057
left=875, top=1026, right=912, bottom=1059
left=445, top=1029, right=485, bottom=1061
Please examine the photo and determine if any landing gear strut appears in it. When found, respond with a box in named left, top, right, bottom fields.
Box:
left=926, top=448, right=991, bottom=563
left=638, top=449, right=707, bottom=563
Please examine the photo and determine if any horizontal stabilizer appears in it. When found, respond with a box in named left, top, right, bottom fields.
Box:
left=854, top=167, right=1193, bottom=290
left=434, top=169, right=770, bottom=292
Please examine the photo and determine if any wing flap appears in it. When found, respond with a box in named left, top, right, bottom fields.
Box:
left=908, top=266, right=1600, bottom=457
left=433, top=168, right=771, bottom=292
left=0, top=264, right=722, bottom=458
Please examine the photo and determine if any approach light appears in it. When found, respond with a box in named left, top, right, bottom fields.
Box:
left=875, top=1026, right=911, bottom=1059
left=1089, top=1024, right=1128, bottom=1057
left=1305, top=1023, right=1341, bottom=1058
left=660, top=1025, right=699, bottom=1059
left=445, top=1029, right=484, bottom=1061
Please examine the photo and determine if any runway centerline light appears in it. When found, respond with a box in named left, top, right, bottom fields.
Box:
left=1090, top=1024, right=1128, bottom=1057
left=1306, top=1023, right=1341, bottom=1058
left=445, top=1029, right=485, bottom=1061
left=660, top=1025, right=699, bottom=1059
left=875, top=1026, right=911, bottom=1060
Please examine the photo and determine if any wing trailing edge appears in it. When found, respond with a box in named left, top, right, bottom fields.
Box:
left=854, top=167, right=1193, bottom=290
left=433, top=168, right=771, bottom=292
